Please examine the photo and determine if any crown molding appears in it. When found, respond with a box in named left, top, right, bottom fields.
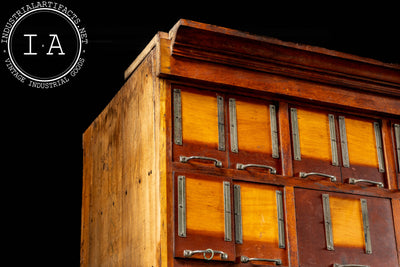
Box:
left=169, top=19, right=400, bottom=97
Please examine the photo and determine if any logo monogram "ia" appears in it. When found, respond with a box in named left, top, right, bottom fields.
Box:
left=23, top=34, right=65, bottom=55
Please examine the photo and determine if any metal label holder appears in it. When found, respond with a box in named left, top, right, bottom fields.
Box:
left=290, top=108, right=301, bottom=161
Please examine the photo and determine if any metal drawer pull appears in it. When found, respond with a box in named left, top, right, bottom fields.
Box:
left=299, top=172, right=337, bottom=182
left=241, top=256, right=282, bottom=265
left=346, top=178, right=383, bottom=188
left=179, top=156, right=222, bottom=167
left=236, top=163, right=277, bottom=174
left=333, top=264, right=369, bottom=267
left=183, top=248, right=228, bottom=260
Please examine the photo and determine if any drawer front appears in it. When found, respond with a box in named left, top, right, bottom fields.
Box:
left=291, top=107, right=342, bottom=181
left=340, top=116, right=385, bottom=186
left=173, top=87, right=227, bottom=167
left=228, top=96, right=281, bottom=174
left=174, top=173, right=235, bottom=262
left=295, top=188, right=398, bottom=266
left=234, top=181, right=288, bottom=266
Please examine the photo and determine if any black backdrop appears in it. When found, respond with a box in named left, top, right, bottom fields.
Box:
left=1, top=1, right=399, bottom=265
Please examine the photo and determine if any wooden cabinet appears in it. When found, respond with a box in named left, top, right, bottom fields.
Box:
left=81, top=20, right=400, bottom=266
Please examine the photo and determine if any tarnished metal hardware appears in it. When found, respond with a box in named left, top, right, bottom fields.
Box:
left=183, top=248, right=228, bottom=260
left=338, top=116, right=350, bottom=168
left=223, top=181, right=232, bottom=241
left=179, top=155, right=222, bottom=167
left=177, top=176, right=186, bottom=237
left=173, top=89, right=182, bottom=145
left=234, top=185, right=243, bottom=244
left=240, top=256, right=282, bottom=265
left=229, top=98, right=238, bottom=153
left=329, top=114, right=339, bottom=166
left=217, top=96, right=225, bottom=151
left=333, top=264, right=369, bottom=267
left=346, top=178, right=383, bottom=188
left=395, top=124, right=400, bottom=170
left=373, top=122, right=385, bottom=172
left=276, top=190, right=285, bottom=249
left=322, top=194, right=334, bottom=251
left=236, top=163, right=277, bottom=174
left=299, top=172, right=337, bottom=182
left=361, top=199, right=372, bottom=254
left=270, top=104, right=279, bottom=159
left=290, top=108, right=301, bottom=161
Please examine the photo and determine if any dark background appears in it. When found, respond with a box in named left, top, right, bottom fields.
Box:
left=1, top=1, right=399, bottom=265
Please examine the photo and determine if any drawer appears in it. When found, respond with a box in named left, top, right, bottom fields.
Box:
left=295, top=188, right=398, bottom=266
left=234, top=181, right=288, bottom=266
left=174, top=173, right=235, bottom=262
left=228, top=96, right=281, bottom=175
left=172, top=86, right=228, bottom=168
left=340, top=115, right=385, bottom=186
left=290, top=107, right=342, bottom=182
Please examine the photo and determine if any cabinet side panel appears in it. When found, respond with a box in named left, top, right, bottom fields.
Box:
left=81, top=126, right=93, bottom=267
left=81, top=49, right=162, bottom=267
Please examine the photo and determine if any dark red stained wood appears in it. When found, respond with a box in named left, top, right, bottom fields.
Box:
left=163, top=55, right=400, bottom=117
left=382, top=120, right=399, bottom=190
left=285, top=187, right=299, bottom=266
left=172, top=161, right=400, bottom=199
left=160, top=20, right=400, bottom=116
left=278, top=102, right=293, bottom=177
left=392, top=199, right=400, bottom=265
left=295, top=188, right=399, bottom=267
left=169, top=19, right=400, bottom=97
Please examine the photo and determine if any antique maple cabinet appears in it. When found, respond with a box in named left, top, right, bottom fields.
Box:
left=81, top=20, right=400, bottom=266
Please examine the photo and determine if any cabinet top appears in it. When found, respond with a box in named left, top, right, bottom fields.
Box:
left=125, top=19, right=400, bottom=101
left=170, top=19, right=399, bottom=93
left=170, top=19, right=399, bottom=68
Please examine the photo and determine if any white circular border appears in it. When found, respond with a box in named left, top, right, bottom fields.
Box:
left=7, top=7, right=82, bottom=83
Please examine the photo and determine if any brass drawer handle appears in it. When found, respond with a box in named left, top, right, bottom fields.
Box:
left=183, top=248, right=228, bottom=260
left=241, top=256, right=282, bottom=265
left=179, top=155, right=222, bottom=167
left=346, top=178, right=383, bottom=188
left=299, top=172, right=337, bottom=182
left=333, top=264, right=369, bottom=267
left=236, top=163, right=277, bottom=174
